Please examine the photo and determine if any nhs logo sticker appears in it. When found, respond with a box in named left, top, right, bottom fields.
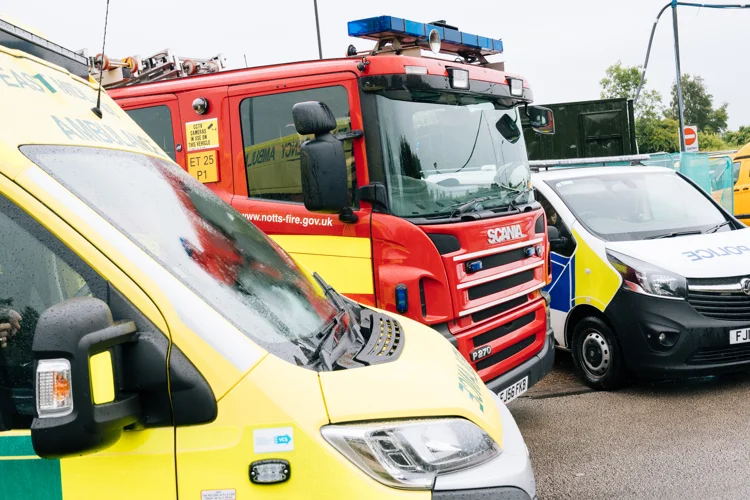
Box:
left=254, top=427, right=294, bottom=453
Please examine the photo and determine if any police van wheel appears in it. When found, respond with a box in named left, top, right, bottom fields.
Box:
left=572, top=316, right=626, bottom=391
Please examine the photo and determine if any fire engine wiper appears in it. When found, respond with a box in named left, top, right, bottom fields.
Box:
left=449, top=195, right=510, bottom=218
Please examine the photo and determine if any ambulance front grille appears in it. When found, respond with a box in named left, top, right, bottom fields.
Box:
left=355, top=312, right=404, bottom=365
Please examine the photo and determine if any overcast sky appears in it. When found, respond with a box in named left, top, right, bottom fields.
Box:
left=3, top=0, right=749, bottom=129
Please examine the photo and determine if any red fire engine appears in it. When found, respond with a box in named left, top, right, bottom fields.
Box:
left=103, top=16, right=556, bottom=401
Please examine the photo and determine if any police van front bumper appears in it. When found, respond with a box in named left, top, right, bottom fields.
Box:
left=605, top=288, right=750, bottom=376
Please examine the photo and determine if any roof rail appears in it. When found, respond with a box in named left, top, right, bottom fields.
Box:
left=529, top=154, right=653, bottom=171
left=0, top=18, right=89, bottom=80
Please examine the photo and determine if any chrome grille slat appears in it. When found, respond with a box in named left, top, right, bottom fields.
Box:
left=687, top=275, right=750, bottom=322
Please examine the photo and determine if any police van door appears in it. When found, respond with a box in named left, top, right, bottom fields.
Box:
left=0, top=175, right=178, bottom=499
left=227, top=73, right=376, bottom=305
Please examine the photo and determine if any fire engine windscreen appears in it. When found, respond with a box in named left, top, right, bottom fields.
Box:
left=376, top=92, right=532, bottom=219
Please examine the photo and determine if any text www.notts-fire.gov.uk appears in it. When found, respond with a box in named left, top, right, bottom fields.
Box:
left=243, top=213, right=335, bottom=227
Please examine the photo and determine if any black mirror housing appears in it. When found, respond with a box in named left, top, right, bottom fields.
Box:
left=31, top=297, right=141, bottom=458
left=547, top=225, right=560, bottom=240
left=293, top=101, right=348, bottom=213
left=526, top=105, right=555, bottom=135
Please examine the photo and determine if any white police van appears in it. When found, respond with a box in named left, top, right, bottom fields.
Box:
left=532, top=164, right=750, bottom=389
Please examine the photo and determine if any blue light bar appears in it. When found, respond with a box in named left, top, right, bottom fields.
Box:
left=347, top=15, right=503, bottom=56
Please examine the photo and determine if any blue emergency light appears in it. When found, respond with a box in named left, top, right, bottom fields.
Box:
left=347, top=16, right=503, bottom=56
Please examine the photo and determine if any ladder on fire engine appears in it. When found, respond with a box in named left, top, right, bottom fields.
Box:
left=85, top=49, right=226, bottom=89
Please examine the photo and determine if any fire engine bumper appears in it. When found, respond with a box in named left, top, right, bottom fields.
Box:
left=485, top=299, right=555, bottom=396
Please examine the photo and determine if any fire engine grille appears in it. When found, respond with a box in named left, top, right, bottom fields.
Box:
left=355, top=312, right=404, bottom=365
left=472, top=312, right=536, bottom=348
left=475, top=335, right=536, bottom=371
left=689, top=345, right=750, bottom=365
left=467, top=270, right=535, bottom=301
left=473, top=248, right=527, bottom=273
left=687, top=276, right=750, bottom=322
left=471, top=296, right=528, bottom=323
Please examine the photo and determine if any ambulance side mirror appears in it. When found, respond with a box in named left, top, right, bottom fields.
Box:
left=30, top=297, right=141, bottom=459
left=292, top=101, right=348, bottom=213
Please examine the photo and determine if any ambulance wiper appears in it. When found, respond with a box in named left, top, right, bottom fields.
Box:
left=645, top=230, right=703, bottom=240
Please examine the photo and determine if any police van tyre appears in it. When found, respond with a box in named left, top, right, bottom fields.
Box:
left=572, top=316, right=627, bottom=390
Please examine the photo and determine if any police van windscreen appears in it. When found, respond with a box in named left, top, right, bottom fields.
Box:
left=374, top=91, right=532, bottom=219
left=547, top=170, right=730, bottom=242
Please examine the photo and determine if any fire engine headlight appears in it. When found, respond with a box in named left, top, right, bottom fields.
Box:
left=606, top=250, right=687, bottom=299
left=321, top=418, right=501, bottom=489
left=508, top=78, right=523, bottom=97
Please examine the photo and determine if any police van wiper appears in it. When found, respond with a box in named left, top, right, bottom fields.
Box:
left=703, top=220, right=732, bottom=234
left=645, top=230, right=703, bottom=240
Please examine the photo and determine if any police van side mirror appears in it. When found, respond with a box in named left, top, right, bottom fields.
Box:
left=547, top=225, right=568, bottom=251
left=292, top=101, right=348, bottom=213
left=31, top=297, right=141, bottom=458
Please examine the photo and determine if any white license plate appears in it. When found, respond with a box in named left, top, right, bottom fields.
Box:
left=498, top=376, right=528, bottom=404
left=729, top=327, right=750, bottom=345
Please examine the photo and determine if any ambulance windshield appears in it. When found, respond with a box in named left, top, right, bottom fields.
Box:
left=375, top=92, right=532, bottom=219
left=22, top=146, right=340, bottom=364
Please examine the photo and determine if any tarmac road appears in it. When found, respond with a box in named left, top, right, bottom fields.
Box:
left=509, top=351, right=750, bottom=500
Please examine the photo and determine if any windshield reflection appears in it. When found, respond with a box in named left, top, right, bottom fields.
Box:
left=375, top=93, right=532, bottom=219
left=22, top=146, right=338, bottom=365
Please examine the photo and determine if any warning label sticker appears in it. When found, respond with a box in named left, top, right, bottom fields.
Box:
left=186, top=118, right=219, bottom=151
left=201, top=489, right=236, bottom=500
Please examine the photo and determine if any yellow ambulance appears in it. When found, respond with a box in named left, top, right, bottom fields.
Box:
left=0, top=19, right=536, bottom=500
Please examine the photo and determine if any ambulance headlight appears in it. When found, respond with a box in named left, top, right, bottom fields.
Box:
left=321, top=418, right=500, bottom=489
left=606, top=250, right=687, bottom=299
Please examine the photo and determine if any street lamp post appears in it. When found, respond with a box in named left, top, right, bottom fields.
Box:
left=671, top=0, right=686, bottom=152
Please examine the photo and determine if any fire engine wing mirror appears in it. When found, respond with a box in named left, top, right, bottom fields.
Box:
left=292, top=101, right=348, bottom=213
left=526, top=105, right=555, bottom=135
left=31, top=297, right=141, bottom=459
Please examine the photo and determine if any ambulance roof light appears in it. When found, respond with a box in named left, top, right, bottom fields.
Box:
left=0, top=18, right=90, bottom=80
left=347, top=16, right=503, bottom=56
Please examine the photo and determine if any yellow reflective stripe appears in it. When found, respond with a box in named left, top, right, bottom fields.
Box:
left=270, top=235, right=373, bottom=294
left=89, top=351, right=115, bottom=404
left=572, top=227, right=621, bottom=310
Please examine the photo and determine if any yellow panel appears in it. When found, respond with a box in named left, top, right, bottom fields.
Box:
left=572, top=227, right=621, bottom=310
left=289, top=253, right=373, bottom=295
left=176, top=355, right=428, bottom=500
left=270, top=235, right=371, bottom=258
left=89, top=351, right=115, bottom=405
left=61, top=428, right=176, bottom=499
left=186, top=150, right=219, bottom=183
left=269, top=235, right=373, bottom=295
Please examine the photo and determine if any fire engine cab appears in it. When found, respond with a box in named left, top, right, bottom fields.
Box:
left=105, top=16, right=556, bottom=400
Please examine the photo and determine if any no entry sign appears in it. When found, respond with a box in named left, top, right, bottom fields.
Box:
left=684, top=125, right=699, bottom=152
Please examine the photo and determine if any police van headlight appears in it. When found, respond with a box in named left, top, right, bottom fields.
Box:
left=321, top=418, right=500, bottom=489
left=606, top=250, right=687, bottom=299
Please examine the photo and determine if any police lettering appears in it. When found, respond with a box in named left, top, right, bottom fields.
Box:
left=683, top=245, right=750, bottom=261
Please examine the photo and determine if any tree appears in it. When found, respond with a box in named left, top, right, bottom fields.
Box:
left=635, top=117, right=680, bottom=154
left=600, top=61, right=663, bottom=119
left=697, top=131, right=729, bottom=152
left=667, top=74, right=728, bottom=133
left=723, top=125, right=750, bottom=148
